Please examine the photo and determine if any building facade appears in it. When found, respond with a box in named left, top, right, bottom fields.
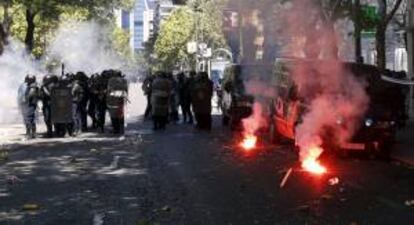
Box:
left=116, top=0, right=179, bottom=53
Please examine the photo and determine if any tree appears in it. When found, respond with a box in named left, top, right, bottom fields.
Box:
left=9, top=0, right=134, bottom=53
left=154, top=0, right=227, bottom=70
left=376, top=0, right=404, bottom=71
left=154, top=7, right=195, bottom=70
left=316, top=0, right=352, bottom=59
left=0, top=0, right=12, bottom=54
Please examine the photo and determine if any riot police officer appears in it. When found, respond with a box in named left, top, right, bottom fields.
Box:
left=19, top=75, right=39, bottom=139
left=88, top=74, right=99, bottom=129
left=72, top=76, right=85, bottom=135
left=167, top=72, right=179, bottom=123
left=142, top=74, right=153, bottom=120
left=177, top=72, right=193, bottom=124
left=40, top=74, right=58, bottom=137
left=191, top=72, right=213, bottom=130
left=95, top=71, right=110, bottom=133
left=75, top=72, right=89, bottom=132
left=106, top=70, right=128, bottom=134
left=52, top=74, right=75, bottom=137
left=151, top=72, right=172, bottom=130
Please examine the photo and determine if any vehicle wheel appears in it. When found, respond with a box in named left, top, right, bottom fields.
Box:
left=230, top=118, right=241, bottom=131
left=377, top=139, right=393, bottom=161
left=222, top=115, right=230, bottom=126
left=269, top=123, right=280, bottom=144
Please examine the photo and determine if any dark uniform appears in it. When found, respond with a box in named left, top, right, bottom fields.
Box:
left=151, top=72, right=172, bottom=130
left=177, top=72, right=193, bottom=124
left=75, top=72, right=89, bottom=131
left=95, top=71, right=110, bottom=133
left=191, top=72, right=213, bottom=130
left=19, top=75, right=39, bottom=139
left=88, top=74, right=99, bottom=129
left=40, top=75, right=58, bottom=137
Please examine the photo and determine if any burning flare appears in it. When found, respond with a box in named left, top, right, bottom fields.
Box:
left=300, top=146, right=327, bottom=175
left=240, top=135, right=257, bottom=150
left=239, top=103, right=265, bottom=151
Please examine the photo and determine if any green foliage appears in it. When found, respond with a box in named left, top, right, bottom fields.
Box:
left=0, top=0, right=133, bottom=58
left=154, top=7, right=194, bottom=70
left=360, top=5, right=379, bottom=31
left=154, top=0, right=227, bottom=70
left=111, top=25, right=132, bottom=59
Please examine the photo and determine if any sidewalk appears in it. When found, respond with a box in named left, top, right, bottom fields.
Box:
left=393, top=121, right=414, bottom=166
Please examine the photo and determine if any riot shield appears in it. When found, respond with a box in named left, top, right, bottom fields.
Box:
left=51, top=86, right=73, bottom=123
left=106, top=77, right=128, bottom=118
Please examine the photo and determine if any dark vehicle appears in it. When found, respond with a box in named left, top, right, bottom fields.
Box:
left=270, top=58, right=407, bottom=157
left=221, top=64, right=273, bottom=129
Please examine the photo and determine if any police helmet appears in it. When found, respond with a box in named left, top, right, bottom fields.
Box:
left=25, top=75, right=36, bottom=84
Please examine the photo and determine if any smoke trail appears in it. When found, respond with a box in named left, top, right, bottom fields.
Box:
left=280, top=0, right=369, bottom=162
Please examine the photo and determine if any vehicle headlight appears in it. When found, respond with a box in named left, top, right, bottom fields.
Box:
left=365, top=118, right=374, bottom=127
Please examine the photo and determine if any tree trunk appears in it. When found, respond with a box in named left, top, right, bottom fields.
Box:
left=376, top=24, right=387, bottom=71
left=324, top=21, right=339, bottom=59
left=376, top=0, right=387, bottom=71
left=0, top=23, right=6, bottom=55
left=0, top=3, right=11, bottom=55
left=24, top=9, right=36, bottom=53
left=354, top=0, right=363, bottom=63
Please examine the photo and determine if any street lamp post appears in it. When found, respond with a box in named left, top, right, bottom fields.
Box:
left=408, top=0, right=414, bottom=119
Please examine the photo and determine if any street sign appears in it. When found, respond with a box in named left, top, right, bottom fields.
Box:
left=187, top=41, right=197, bottom=54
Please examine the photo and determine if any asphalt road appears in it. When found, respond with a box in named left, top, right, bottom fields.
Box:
left=0, top=118, right=413, bottom=225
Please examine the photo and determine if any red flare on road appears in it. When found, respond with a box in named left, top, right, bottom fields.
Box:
left=301, top=146, right=327, bottom=175
left=240, top=135, right=257, bottom=151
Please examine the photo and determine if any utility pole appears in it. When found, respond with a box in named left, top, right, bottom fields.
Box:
left=408, top=0, right=414, bottom=119
left=238, top=1, right=243, bottom=64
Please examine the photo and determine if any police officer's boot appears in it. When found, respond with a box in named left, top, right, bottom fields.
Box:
left=25, top=125, right=31, bottom=139
left=119, top=118, right=125, bottom=135
left=31, top=125, right=36, bottom=139
left=46, top=124, right=53, bottom=138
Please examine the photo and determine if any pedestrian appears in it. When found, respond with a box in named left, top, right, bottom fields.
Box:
left=18, top=75, right=39, bottom=139
left=151, top=72, right=172, bottom=130
left=191, top=72, right=213, bottom=130
left=177, top=72, right=193, bottom=124
left=142, top=74, right=153, bottom=120
left=40, top=74, right=58, bottom=138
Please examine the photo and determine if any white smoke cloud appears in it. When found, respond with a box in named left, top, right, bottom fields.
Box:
left=0, top=20, right=146, bottom=125
left=46, top=20, right=137, bottom=77
left=0, top=40, right=43, bottom=124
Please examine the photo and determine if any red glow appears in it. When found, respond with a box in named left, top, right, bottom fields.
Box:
left=240, top=135, right=257, bottom=151
left=301, top=146, right=327, bottom=175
